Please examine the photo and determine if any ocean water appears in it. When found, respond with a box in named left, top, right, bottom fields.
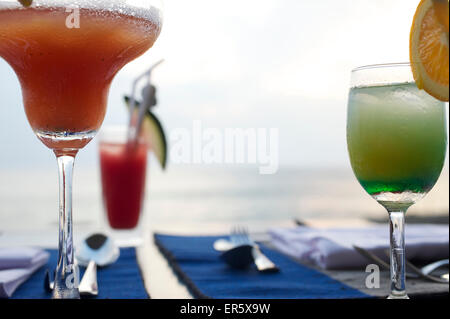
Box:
left=0, top=165, right=448, bottom=234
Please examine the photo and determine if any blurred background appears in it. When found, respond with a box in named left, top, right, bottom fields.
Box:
left=0, top=0, right=448, bottom=235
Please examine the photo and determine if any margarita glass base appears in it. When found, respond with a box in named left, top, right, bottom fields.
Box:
left=387, top=293, right=409, bottom=299
left=52, top=285, right=80, bottom=299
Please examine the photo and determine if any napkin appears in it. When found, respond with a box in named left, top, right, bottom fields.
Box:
left=0, top=247, right=49, bottom=298
left=269, top=224, right=449, bottom=270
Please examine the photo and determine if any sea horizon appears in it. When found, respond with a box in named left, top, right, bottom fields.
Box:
left=1, top=165, right=447, bottom=235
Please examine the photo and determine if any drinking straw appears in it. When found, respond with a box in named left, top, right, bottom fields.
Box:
left=127, top=59, right=164, bottom=144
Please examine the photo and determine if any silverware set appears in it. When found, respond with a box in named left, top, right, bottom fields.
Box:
left=214, top=223, right=448, bottom=286
left=214, top=226, right=279, bottom=273
left=353, top=245, right=449, bottom=283
left=44, top=233, right=119, bottom=297
left=295, top=219, right=448, bottom=284
left=43, top=226, right=446, bottom=297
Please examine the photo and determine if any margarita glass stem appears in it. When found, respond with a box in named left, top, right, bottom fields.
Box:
left=387, top=210, right=408, bottom=299
left=52, top=152, right=80, bottom=299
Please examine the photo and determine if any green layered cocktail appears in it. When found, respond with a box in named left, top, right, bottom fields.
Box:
left=347, top=82, right=447, bottom=204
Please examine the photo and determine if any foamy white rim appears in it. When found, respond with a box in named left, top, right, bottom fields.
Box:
left=0, top=0, right=162, bottom=25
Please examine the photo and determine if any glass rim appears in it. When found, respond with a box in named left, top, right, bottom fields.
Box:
left=351, top=62, right=411, bottom=73
left=99, top=125, right=146, bottom=145
left=0, top=0, right=164, bottom=20
left=350, top=62, right=415, bottom=89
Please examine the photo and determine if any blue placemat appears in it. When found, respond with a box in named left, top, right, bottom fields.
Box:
left=12, top=247, right=148, bottom=299
left=154, top=234, right=370, bottom=299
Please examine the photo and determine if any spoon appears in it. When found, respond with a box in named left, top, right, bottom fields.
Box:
left=354, top=245, right=449, bottom=283
left=214, top=237, right=279, bottom=272
left=213, top=238, right=236, bottom=252
left=214, top=239, right=254, bottom=269
left=421, top=259, right=448, bottom=276
left=75, top=233, right=120, bottom=296
left=45, top=233, right=119, bottom=296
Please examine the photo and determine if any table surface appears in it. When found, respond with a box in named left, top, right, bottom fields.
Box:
left=1, top=218, right=448, bottom=299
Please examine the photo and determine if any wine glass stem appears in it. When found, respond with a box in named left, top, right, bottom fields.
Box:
left=388, top=210, right=408, bottom=299
left=52, top=153, right=80, bottom=299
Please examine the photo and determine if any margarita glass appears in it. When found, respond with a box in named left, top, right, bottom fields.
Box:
left=0, top=0, right=162, bottom=298
left=347, top=63, right=447, bottom=298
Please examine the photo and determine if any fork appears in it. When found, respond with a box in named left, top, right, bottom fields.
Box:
left=383, top=249, right=449, bottom=284
left=231, top=226, right=279, bottom=273
left=353, top=245, right=449, bottom=283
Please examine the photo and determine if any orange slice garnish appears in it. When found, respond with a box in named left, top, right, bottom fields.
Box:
left=410, top=0, right=449, bottom=102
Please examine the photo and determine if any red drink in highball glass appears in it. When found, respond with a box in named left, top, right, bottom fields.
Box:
left=100, top=141, right=147, bottom=229
left=0, top=7, right=161, bottom=149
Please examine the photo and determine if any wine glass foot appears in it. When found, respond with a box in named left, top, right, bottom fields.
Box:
left=52, top=288, right=80, bottom=299
left=387, top=292, right=409, bottom=299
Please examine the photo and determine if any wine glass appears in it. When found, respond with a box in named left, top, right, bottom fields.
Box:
left=346, top=63, right=447, bottom=298
left=0, top=0, right=163, bottom=298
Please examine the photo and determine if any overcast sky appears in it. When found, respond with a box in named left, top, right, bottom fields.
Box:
left=0, top=0, right=447, bottom=170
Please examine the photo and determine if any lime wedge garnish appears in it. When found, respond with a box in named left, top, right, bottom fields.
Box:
left=18, top=0, right=33, bottom=7
left=124, top=96, right=168, bottom=169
